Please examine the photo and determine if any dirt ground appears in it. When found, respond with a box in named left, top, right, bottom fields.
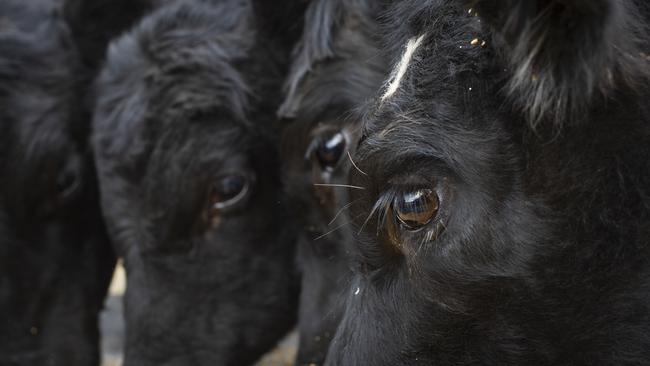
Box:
left=99, top=263, right=298, bottom=366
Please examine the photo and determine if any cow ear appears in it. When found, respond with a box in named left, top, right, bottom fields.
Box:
left=277, top=0, right=343, bottom=118
left=471, top=0, right=649, bottom=127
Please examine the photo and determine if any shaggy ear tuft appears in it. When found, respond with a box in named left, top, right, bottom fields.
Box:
left=471, top=0, right=650, bottom=127
left=277, top=0, right=343, bottom=118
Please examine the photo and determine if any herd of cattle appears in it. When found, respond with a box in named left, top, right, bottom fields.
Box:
left=1, top=0, right=650, bottom=365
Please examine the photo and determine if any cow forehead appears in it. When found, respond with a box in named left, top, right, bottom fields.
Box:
left=381, top=34, right=427, bottom=102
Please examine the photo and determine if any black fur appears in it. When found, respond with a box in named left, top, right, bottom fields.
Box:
left=279, top=0, right=387, bottom=364
left=0, top=1, right=114, bottom=365
left=64, top=0, right=153, bottom=74
left=383, top=0, right=650, bottom=128
left=92, top=1, right=299, bottom=365
left=327, top=1, right=650, bottom=365
left=469, top=0, right=650, bottom=127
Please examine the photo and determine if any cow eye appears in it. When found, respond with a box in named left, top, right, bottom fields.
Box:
left=56, top=156, right=82, bottom=202
left=393, top=189, right=439, bottom=230
left=56, top=169, right=80, bottom=199
left=209, top=174, right=249, bottom=210
left=314, top=132, right=346, bottom=170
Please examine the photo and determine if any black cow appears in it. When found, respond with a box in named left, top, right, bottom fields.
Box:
left=278, top=0, right=386, bottom=364
left=92, top=0, right=302, bottom=365
left=327, top=0, right=650, bottom=365
left=0, top=1, right=115, bottom=365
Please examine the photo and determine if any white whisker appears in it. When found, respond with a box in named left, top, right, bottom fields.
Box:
left=313, top=213, right=364, bottom=241
left=313, top=222, right=352, bottom=241
left=314, top=183, right=366, bottom=190
left=328, top=200, right=358, bottom=226
left=417, top=230, right=434, bottom=256
left=347, top=151, right=368, bottom=176
left=357, top=204, right=380, bottom=236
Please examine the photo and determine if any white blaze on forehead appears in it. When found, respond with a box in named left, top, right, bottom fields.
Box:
left=381, top=34, right=426, bottom=101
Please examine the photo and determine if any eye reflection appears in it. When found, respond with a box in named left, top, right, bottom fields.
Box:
left=393, top=189, right=439, bottom=230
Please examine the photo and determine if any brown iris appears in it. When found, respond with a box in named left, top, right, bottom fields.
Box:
left=393, top=189, right=439, bottom=230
